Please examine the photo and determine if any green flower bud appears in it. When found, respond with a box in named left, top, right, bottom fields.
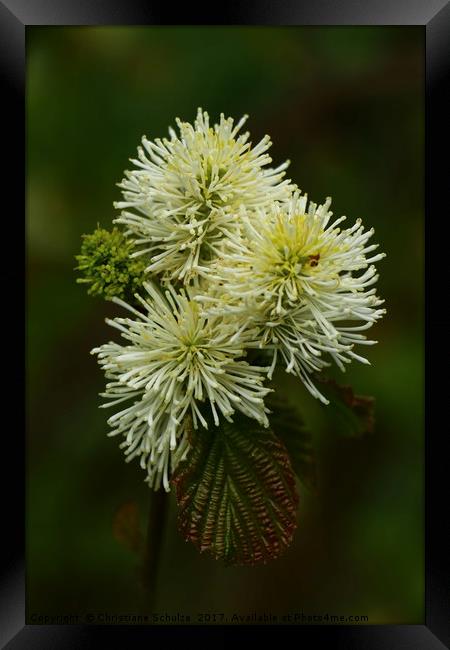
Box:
left=75, top=227, right=147, bottom=302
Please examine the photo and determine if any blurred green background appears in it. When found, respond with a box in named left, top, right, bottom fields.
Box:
left=26, top=26, right=424, bottom=624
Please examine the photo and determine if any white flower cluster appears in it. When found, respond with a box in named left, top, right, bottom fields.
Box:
left=93, top=108, right=385, bottom=490
left=114, top=109, right=292, bottom=283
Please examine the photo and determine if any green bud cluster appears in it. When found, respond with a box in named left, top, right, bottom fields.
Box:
left=75, top=227, right=147, bottom=301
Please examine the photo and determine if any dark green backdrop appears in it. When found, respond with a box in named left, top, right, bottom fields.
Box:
left=27, top=26, right=424, bottom=623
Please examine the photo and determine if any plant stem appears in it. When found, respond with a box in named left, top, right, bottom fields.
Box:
left=143, top=489, right=169, bottom=610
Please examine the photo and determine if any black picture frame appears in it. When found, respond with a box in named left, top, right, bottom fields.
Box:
left=3, top=0, right=449, bottom=646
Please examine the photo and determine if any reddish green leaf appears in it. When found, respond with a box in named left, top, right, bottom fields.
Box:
left=267, top=392, right=317, bottom=491
left=316, top=376, right=375, bottom=437
left=172, top=412, right=299, bottom=566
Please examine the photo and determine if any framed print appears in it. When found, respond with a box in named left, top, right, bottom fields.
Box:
left=2, top=0, right=449, bottom=647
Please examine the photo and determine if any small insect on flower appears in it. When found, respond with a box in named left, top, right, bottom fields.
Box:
left=114, top=108, right=294, bottom=284
left=205, top=192, right=386, bottom=403
left=91, top=282, right=272, bottom=490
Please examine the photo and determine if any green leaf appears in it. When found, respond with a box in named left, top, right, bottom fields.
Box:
left=266, top=392, right=317, bottom=491
left=171, top=412, right=299, bottom=566
left=315, top=376, right=375, bottom=437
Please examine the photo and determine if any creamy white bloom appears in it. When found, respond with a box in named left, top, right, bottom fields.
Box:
left=201, top=192, right=386, bottom=403
left=114, top=108, right=293, bottom=283
left=91, top=282, right=271, bottom=490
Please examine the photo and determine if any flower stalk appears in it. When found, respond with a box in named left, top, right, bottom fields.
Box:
left=142, top=489, right=168, bottom=609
